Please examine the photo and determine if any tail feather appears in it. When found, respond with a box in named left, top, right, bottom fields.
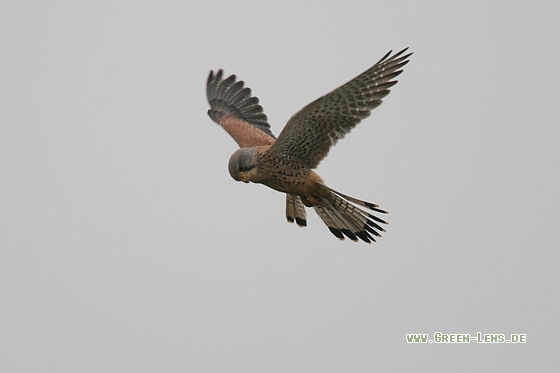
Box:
left=325, top=199, right=366, bottom=241
left=315, top=201, right=373, bottom=243
left=314, top=204, right=358, bottom=241
left=313, top=189, right=388, bottom=243
left=325, top=186, right=388, bottom=215
left=286, top=194, right=307, bottom=227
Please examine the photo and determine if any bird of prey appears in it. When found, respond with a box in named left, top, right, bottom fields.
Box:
left=206, top=48, right=411, bottom=243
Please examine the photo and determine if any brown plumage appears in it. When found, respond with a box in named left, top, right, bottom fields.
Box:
left=206, top=48, right=412, bottom=243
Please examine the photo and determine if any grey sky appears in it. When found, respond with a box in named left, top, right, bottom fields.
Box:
left=1, top=0, right=559, bottom=371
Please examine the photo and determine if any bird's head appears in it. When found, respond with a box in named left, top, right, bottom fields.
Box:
left=228, top=148, right=258, bottom=183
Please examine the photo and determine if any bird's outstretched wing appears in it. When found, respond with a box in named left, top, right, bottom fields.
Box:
left=207, top=70, right=276, bottom=148
left=270, top=48, right=411, bottom=168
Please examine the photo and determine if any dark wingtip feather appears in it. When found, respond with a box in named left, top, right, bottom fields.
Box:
left=355, top=231, right=374, bottom=244
left=366, top=217, right=386, bottom=233
left=363, top=201, right=379, bottom=209
left=370, top=207, right=388, bottom=214
left=391, top=47, right=411, bottom=60
left=206, top=69, right=276, bottom=138
left=341, top=229, right=359, bottom=242
left=376, top=47, right=412, bottom=66
left=329, top=227, right=345, bottom=240
left=368, top=214, right=388, bottom=225
left=377, top=50, right=393, bottom=64
left=364, top=224, right=382, bottom=237
left=295, top=217, right=307, bottom=227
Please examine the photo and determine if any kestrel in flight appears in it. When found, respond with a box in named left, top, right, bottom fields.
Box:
left=206, top=48, right=411, bottom=243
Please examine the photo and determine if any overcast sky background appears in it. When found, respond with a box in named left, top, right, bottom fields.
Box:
left=1, top=1, right=559, bottom=371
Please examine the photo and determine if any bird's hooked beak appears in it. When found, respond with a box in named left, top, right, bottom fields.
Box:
left=239, top=172, right=249, bottom=183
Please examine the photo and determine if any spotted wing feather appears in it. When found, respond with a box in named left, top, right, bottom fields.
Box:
left=270, top=48, right=411, bottom=168
left=207, top=70, right=276, bottom=148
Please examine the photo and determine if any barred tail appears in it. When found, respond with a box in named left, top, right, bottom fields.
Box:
left=286, top=193, right=307, bottom=227
left=313, top=188, right=387, bottom=243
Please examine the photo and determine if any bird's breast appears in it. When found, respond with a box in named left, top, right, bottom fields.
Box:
left=254, top=153, right=328, bottom=199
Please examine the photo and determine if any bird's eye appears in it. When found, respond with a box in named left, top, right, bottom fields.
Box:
left=239, top=166, right=245, bottom=172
